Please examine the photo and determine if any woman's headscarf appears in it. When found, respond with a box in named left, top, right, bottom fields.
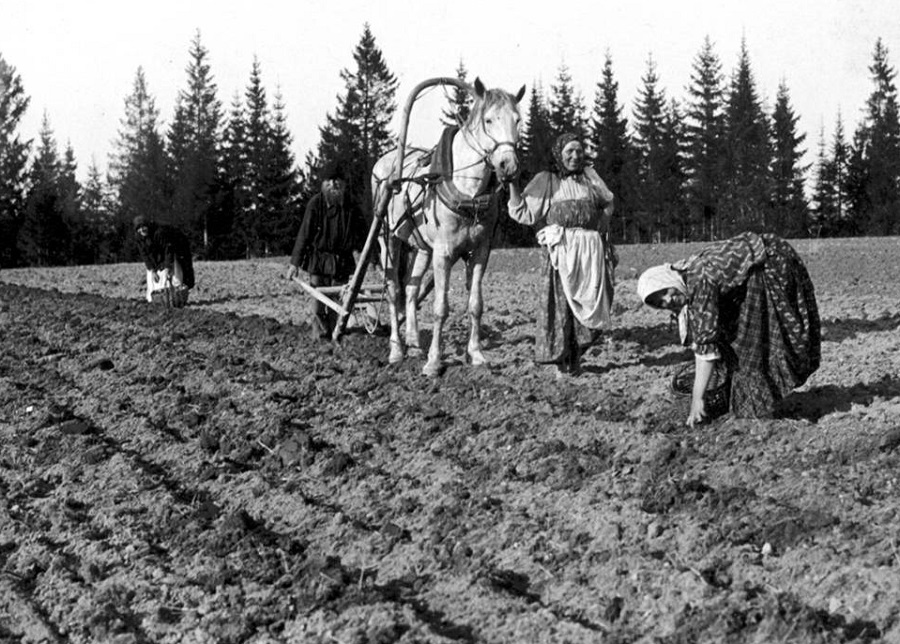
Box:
left=552, top=132, right=583, bottom=177
left=637, top=264, right=691, bottom=344
left=636, top=264, right=687, bottom=306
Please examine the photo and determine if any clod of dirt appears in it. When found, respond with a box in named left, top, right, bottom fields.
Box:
left=57, top=419, right=91, bottom=435
left=85, top=357, right=115, bottom=371
left=322, top=451, right=354, bottom=475
left=878, top=427, right=900, bottom=452
left=484, top=568, right=540, bottom=603
left=222, top=509, right=257, bottom=533
left=81, top=444, right=108, bottom=464
left=381, top=521, right=411, bottom=542
left=198, top=428, right=219, bottom=453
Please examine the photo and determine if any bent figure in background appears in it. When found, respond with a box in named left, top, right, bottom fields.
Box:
left=134, top=216, right=195, bottom=308
left=637, top=232, right=821, bottom=425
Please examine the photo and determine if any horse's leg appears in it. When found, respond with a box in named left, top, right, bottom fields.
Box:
left=379, top=236, right=405, bottom=364
left=404, top=248, right=431, bottom=357
left=465, top=247, right=490, bottom=367
left=423, top=253, right=451, bottom=377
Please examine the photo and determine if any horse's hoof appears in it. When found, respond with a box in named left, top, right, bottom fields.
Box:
left=422, top=361, right=443, bottom=378
left=468, top=349, right=488, bottom=367
left=407, top=345, right=424, bottom=358
left=389, top=342, right=405, bottom=364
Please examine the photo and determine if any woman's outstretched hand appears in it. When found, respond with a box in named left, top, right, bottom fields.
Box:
left=687, top=396, right=707, bottom=427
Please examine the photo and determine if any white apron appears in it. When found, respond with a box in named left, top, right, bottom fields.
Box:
left=537, top=224, right=613, bottom=329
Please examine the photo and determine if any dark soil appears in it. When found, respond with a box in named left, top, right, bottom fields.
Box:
left=2, top=238, right=900, bottom=643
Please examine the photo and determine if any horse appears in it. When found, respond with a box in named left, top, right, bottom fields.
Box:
left=371, top=77, right=525, bottom=376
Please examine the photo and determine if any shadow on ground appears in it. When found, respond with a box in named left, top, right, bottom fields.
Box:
left=822, top=313, right=900, bottom=343
left=780, top=375, right=900, bottom=421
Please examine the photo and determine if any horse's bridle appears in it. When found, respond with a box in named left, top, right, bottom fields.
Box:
left=460, top=113, right=519, bottom=174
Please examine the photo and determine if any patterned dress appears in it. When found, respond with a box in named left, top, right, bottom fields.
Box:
left=509, top=167, right=615, bottom=368
left=673, top=232, right=821, bottom=417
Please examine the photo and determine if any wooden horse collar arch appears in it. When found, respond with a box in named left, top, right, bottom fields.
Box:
left=307, top=76, right=519, bottom=343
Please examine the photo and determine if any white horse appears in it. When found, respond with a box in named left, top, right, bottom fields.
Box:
left=371, top=78, right=525, bottom=376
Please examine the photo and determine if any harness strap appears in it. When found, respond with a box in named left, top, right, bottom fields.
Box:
left=392, top=173, right=442, bottom=190
left=429, top=126, right=497, bottom=220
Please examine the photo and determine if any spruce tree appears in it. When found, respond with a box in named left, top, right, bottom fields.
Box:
left=549, top=63, right=587, bottom=140
left=851, top=38, right=900, bottom=234
left=684, top=36, right=726, bottom=240
left=813, top=116, right=853, bottom=237
left=18, top=114, right=69, bottom=266
left=225, top=64, right=301, bottom=257
left=845, top=128, right=872, bottom=234
left=0, top=54, right=31, bottom=267
left=265, top=90, right=301, bottom=255
left=769, top=80, right=809, bottom=237
left=660, top=100, right=690, bottom=241
left=168, top=30, right=222, bottom=252
left=811, top=126, right=832, bottom=236
left=590, top=52, right=637, bottom=243
left=59, top=143, right=81, bottom=226
left=80, top=160, right=117, bottom=263
left=316, top=24, right=398, bottom=211
left=56, top=142, right=84, bottom=262
left=441, top=59, right=471, bottom=127
left=632, top=55, right=669, bottom=241
left=520, top=81, right=553, bottom=179
left=215, top=93, right=247, bottom=258
left=109, top=67, right=170, bottom=258
left=721, top=39, right=772, bottom=235
left=237, top=57, right=274, bottom=256
left=828, top=114, right=852, bottom=234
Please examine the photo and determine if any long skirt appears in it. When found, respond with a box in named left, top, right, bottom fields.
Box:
left=177, top=249, right=195, bottom=289
left=724, top=237, right=821, bottom=417
left=535, top=252, right=612, bottom=368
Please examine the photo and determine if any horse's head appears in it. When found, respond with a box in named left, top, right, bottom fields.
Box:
left=465, top=77, right=526, bottom=183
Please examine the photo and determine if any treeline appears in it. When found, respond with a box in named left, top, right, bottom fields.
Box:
left=516, top=37, right=900, bottom=244
left=1, top=29, right=899, bottom=268
left=0, top=27, right=386, bottom=268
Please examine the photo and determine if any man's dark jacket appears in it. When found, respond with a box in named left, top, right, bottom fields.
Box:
left=290, top=193, right=367, bottom=280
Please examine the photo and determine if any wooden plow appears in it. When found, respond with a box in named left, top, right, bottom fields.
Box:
left=293, top=76, right=471, bottom=341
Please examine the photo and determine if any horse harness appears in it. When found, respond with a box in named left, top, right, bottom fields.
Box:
left=395, top=126, right=501, bottom=225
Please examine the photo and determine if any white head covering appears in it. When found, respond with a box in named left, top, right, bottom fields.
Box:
left=636, top=264, right=686, bottom=305
left=637, top=264, right=692, bottom=346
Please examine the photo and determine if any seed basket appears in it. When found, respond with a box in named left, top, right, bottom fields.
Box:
left=670, top=361, right=731, bottom=419
left=150, top=285, right=190, bottom=309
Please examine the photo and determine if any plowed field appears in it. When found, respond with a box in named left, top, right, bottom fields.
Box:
left=2, top=237, right=899, bottom=643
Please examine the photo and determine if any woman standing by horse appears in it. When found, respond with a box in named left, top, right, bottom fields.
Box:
left=507, top=132, right=617, bottom=377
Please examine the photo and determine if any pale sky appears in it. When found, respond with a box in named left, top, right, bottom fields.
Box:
left=3, top=0, right=899, bottom=181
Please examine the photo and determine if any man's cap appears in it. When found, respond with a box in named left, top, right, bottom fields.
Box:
left=322, top=162, right=346, bottom=182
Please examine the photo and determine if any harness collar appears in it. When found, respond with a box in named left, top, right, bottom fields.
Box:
left=429, top=126, right=498, bottom=220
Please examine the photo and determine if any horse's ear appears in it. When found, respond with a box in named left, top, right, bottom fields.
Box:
left=473, top=77, right=486, bottom=98
left=514, top=84, right=526, bottom=103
